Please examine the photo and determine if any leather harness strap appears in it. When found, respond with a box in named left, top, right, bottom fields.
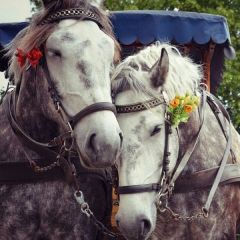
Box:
left=174, top=164, right=240, bottom=193
left=202, top=92, right=232, bottom=212
left=4, top=93, right=63, bottom=155
left=4, top=91, right=75, bottom=183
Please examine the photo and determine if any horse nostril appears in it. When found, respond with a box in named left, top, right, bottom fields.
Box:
left=88, top=133, right=96, bottom=152
left=119, top=132, right=123, bottom=147
left=140, top=219, right=151, bottom=237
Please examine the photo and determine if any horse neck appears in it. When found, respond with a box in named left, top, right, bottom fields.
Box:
left=14, top=69, right=59, bottom=142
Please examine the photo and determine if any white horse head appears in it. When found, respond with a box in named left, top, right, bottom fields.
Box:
left=111, top=42, right=202, bottom=239
left=8, top=0, right=122, bottom=168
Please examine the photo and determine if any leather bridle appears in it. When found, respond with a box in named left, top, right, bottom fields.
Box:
left=115, top=95, right=170, bottom=194
left=42, top=54, right=117, bottom=129
left=0, top=8, right=120, bottom=239
left=114, top=89, right=238, bottom=218
left=1, top=7, right=117, bottom=184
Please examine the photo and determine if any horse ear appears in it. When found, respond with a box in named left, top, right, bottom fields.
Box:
left=150, top=48, right=169, bottom=88
left=89, top=0, right=103, bottom=7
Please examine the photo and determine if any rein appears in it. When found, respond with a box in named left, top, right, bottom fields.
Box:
left=115, top=89, right=239, bottom=220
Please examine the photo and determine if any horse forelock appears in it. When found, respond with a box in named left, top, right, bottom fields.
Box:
left=6, top=0, right=120, bottom=82
left=112, top=42, right=203, bottom=102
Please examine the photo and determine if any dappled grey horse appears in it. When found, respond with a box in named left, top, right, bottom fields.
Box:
left=111, top=42, right=240, bottom=240
left=0, top=0, right=122, bottom=239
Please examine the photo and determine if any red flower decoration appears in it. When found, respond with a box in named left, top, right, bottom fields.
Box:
left=16, top=48, right=26, bottom=68
left=26, top=48, right=43, bottom=68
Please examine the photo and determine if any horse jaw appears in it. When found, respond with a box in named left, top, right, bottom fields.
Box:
left=45, top=20, right=122, bottom=168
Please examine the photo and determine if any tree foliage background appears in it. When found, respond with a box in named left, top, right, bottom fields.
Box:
left=29, top=0, right=240, bottom=131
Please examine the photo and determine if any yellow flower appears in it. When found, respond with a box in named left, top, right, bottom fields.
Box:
left=184, top=104, right=193, bottom=113
left=175, top=95, right=181, bottom=100
left=170, top=98, right=180, bottom=108
left=183, top=96, right=191, bottom=104
left=192, top=96, right=200, bottom=106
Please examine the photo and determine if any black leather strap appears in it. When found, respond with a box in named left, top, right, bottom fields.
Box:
left=118, top=183, right=161, bottom=194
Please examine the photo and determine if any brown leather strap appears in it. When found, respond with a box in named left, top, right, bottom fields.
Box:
left=174, top=164, right=240, bottom=193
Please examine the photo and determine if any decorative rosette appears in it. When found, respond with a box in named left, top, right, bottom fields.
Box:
left=167, top=93, right=200, bottom=127
left=16, top=48, right=43, bottom=68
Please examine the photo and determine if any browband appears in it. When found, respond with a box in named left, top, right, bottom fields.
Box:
left=39, top=8, right=103, bottom=28
left=116, top=98, right=164, bottom=114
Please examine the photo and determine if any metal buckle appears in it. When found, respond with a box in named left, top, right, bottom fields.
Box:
left=202, top=207, right=209, bottom=218
left=74, top=190, right=93, bottom=218
left=74, top=190, right=85, bottom=205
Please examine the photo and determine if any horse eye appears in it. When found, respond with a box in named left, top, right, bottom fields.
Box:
left=151, top=125, right=162, bottom=136
left=48, top=49, right=62, bottom=58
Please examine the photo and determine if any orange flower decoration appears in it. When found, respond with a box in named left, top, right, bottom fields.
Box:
left=170, top=98, right=180, bottom=108
left=167, top=93, right=200, bottom=127
left=184, top=105, right=193, bottom=113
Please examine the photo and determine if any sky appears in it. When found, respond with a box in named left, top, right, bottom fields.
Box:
left=0, top=0, right=32, bottom=89
left=0, top=0, right=32, bottom=23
